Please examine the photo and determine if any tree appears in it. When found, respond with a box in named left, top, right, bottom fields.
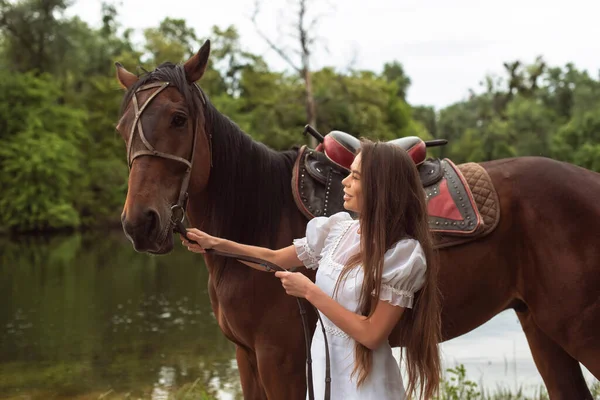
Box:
left=0, top=0, right=74, bottom=74
left=412, top=105, right=437, bottom=138
left=143, top=18, right=198, bottom=65
left=552, top=112, right=600, bottom=171
left=208, top=25, right=266, bottom=97
left=251, top=0, right=329, bottom=146
left=382, top=61, right=411, bottom=101
left=0, top=71, right=86, bottom=231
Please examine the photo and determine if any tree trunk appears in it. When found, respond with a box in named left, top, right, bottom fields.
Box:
left=303, top=67, right=317, bottom=148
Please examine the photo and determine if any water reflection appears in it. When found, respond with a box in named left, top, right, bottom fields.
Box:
left=1, top=232, right=597, bottom=399
left=0, top=231, right=242, bottom=399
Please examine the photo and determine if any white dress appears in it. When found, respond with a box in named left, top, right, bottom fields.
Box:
left=293, top=211, right=427, bottom=400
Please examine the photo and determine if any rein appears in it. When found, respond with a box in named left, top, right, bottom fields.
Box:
left=125, top=78, right=332, bottom=399
left=173, top=216, right=332, bottom=400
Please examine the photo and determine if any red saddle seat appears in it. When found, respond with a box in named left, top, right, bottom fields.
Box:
left=317, top=131, right=427, bottom=169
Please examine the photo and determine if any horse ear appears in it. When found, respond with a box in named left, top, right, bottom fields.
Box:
left=115, top=62, right=138, bottom=89
left=184, top=39, right=211, bottom=83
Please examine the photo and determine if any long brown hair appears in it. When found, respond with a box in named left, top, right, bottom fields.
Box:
left=335, top=139, right=441, bottom=398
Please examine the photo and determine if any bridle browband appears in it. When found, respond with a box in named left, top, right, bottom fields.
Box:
left=124, top=78, right=331, bottom=400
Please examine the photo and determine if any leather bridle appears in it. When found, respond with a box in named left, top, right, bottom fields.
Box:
left=126, top=80, right=210, bottom=226
left=124, top=79, right=331, bottom=400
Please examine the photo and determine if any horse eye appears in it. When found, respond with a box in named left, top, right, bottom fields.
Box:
left=171, top=114, right=187, bottom=128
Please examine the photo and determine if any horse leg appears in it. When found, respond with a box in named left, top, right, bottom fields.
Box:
left=516, top=309, right=593, bottom=400
left=575, top=344, right=600, bottom=381
left=256, top=346, right=307, bottom=400
left=236, top=345, right=268, bottom=400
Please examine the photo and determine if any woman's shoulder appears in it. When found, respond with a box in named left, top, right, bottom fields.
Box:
left=306, top=211, right=354, bottom=232
left=388, top=237, right=422, bottom=251
left=383, top=238, right=425, bottom=270
left=327, top=211, right=354, bottom=224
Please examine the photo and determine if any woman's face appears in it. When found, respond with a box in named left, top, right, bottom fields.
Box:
left=341, top=153, right=363, bottom=214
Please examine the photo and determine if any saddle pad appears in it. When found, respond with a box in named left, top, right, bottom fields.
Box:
left=433, top=162, right=501, bottom=249
left=426, top=159, right=484, bottom=235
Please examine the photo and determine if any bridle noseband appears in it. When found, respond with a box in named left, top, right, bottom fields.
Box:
left=124, top=78, right=331, bottom=400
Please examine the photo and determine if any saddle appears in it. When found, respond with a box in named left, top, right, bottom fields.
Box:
left=291, top=130, right=501, bottom=249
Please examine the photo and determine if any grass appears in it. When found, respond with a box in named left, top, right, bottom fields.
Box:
left=2, top=364, right=598, bottom=399
left=434, top=364, right=600, bottom=400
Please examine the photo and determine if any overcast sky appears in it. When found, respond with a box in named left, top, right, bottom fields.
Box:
left=69, top=0, right=599, bottom=109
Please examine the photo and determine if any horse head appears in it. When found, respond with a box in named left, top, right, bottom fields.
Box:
left=115, top=40, right=213, bottom=254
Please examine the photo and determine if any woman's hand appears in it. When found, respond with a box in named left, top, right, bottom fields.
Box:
left=180, top=228, right=219, bottom=254
left=274, top=271, right=317, bottom=299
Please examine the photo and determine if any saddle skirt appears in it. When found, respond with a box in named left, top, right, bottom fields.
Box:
left=291, top=145, right=500, bottom=249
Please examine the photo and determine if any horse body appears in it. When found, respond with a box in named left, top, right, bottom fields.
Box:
left=190, top=125, right=600, bottom=399
left=417, top=157, right=599, bottom=399
left=115, top=42, right=599, bottom=399
left=185, top=139, right=315, bottom=399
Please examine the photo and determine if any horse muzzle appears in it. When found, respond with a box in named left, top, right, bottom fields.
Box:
left=121, top=206, right=173, bottom=254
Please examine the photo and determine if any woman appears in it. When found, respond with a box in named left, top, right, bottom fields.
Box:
left=182, top=139, right=442, bottom=399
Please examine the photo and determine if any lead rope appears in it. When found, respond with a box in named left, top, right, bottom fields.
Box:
left=173, top=218, right=331, bottom=400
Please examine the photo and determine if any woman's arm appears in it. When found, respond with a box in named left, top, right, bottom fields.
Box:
left=182, top=229, right=303, bottom=271
left=276, top=271, right=404, bottom=350
left=308, top=287, right=404, bottom=350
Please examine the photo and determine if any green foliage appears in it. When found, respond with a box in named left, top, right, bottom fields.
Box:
left=0, top=70, right=60, bottom=141
left=436, top=57, right=600, bottom=165
left=0, top=71, right=86, bottom=232
left=436, top=364, right=481, bottom=400
left=312, top=68, right=413, bottom=141
left=0, top=128, right=82, bottom=231
left=435, top=364, right=600, bottom=400
left=0, top=0, right=73, bottom=74
left=382, top=61, right=412, bottom=100
left=592, top=380, right=600, bottom=398
left=1, top=0, right=600, bottom=232
left=551, top=111, right=600, bottom=170
left=144, top=18, right=198, bottom=65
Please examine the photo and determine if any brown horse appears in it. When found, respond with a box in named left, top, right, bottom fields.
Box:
left=115, top=41, right=600, bottom=399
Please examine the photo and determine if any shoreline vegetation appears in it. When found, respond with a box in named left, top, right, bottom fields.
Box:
left=1, top=1, right=600, bottom=235
left=2, top=229, right=597, bottom=399
left=1, top=1, right=598, bottom=399
left=1, top=364, right=598, bottom=400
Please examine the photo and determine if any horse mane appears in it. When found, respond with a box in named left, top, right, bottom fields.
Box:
left=120, top=62, right=301, bottom=250
left=203, top=101, right=300, bottom=248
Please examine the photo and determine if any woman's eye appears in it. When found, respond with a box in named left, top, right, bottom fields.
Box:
left=172, top=114, right=187, bottom=127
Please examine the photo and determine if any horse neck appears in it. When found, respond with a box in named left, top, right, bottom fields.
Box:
left=188, top=104, right=304, bottom=250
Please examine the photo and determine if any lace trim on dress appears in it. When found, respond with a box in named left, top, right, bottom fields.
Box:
left=323, top=220, right=355, bottom=265
left=323, top=323, right=350, bottom=339
left=293, top=237, right=320, bottom=270
left=378, top=284, right=414, bottom=308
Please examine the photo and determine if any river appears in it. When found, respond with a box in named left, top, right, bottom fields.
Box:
left=0, top=231, right=595, bottom=399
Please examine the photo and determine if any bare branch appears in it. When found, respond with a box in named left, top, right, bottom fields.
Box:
left=252, top=0, right=301, bottom=72
left=250, top=0, right=331, bottom=143
left=298, top=0, right=310, bottom=57
left=344, top=45, right=359, bottom=74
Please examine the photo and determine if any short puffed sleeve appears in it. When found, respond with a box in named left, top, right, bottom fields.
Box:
left=377, top=239, right=427, bottom=308
left=293, top=212, right=353, bottom=269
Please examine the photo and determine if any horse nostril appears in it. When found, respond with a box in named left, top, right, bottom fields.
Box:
left=144, top=208, right=160, bottom=237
